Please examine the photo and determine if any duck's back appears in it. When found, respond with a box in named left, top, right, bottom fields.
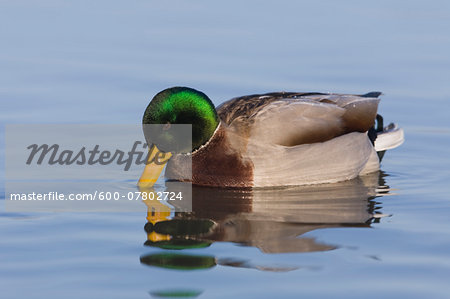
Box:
left=217, top=92, right=380, bottom=146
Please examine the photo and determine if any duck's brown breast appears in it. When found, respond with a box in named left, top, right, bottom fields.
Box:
left=192, top=124, right=254, bottom=187
left=165, top=124, right=254, bottom=187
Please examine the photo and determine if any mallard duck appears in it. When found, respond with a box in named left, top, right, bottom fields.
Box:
left=139, top=87, right=404, bottom=188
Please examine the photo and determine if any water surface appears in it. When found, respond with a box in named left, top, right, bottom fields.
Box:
left=1, top=1, right=450, bottom=298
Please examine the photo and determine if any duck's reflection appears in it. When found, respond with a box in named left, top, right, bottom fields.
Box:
left=143, top=171, right=387, bottom=252
left=141, top=171, right=389, bottom=272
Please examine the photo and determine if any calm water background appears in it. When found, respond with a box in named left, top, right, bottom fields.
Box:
left=1, top=1, right=450, bottom=298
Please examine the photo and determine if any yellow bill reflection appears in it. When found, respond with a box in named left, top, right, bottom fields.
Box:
left=140, top=187, right=173, bottom=243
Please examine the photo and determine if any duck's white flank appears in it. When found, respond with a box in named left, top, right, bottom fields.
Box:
left=247, top=132, right=377, bottom=187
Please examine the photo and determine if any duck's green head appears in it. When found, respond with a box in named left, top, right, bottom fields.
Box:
left=142, top=87, right=219, bottom=153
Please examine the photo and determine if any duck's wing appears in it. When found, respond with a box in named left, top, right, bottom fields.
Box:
left=216, top=92, right=380, bottom=146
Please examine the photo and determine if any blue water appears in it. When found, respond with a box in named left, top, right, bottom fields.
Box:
left=1, top=1, right=450, bottom=298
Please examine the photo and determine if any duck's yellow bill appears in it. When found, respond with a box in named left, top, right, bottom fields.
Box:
left=138, top=145, right=172, bottom=189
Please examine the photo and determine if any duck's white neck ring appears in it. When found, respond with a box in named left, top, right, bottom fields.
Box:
left=190, top=122, right=222, bottom=156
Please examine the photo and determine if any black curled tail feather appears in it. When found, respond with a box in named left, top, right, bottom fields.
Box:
left=368, top=114, right=384, bottom=145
